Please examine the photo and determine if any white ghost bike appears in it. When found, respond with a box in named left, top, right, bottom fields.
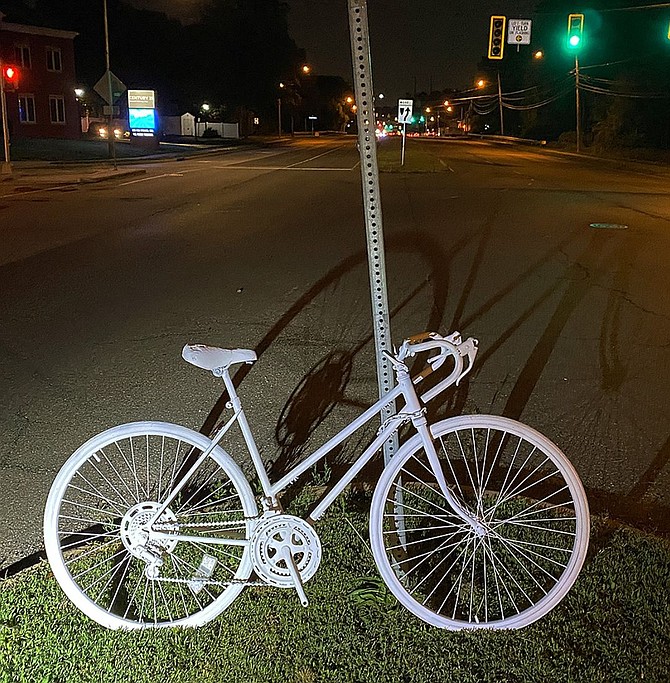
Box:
left=44, top=331, right=589, bottom=630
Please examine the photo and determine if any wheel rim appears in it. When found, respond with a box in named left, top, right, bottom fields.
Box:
left=45, top=424, right=256, bottom=628
left=372, top=416, right=589, bottom=629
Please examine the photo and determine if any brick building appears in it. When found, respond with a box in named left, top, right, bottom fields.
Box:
left=1, top=12, right=80, bottom=139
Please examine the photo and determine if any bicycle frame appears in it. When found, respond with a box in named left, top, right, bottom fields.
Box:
left=148, top=337, right=480, bottom=542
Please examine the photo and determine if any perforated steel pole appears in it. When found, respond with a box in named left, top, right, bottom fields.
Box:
left=347, top=0, right=397, bottom=464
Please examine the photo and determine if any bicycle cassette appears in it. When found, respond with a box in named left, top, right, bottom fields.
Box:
left=251, top=515, right=322, bottom=588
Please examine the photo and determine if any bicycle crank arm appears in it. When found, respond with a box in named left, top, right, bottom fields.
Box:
left=278, top=546, right=309, bottom=607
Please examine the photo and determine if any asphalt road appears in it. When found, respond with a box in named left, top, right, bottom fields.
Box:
left=1, top=136, right=669, bottom=570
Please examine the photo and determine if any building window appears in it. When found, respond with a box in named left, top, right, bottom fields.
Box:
left=46, top=46, right=62, bottom=72
left=18, top=94, right=36, bottom=123
left=14, top=44, right=31, bottom=68
left=49, top=95, right=66, bottom=124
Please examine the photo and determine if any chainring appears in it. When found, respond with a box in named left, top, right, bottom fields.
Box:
left=251, top=515, right=322, bottom=588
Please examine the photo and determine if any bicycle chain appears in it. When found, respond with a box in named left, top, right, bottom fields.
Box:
left=150, top=574, right=267, bottom=588
left=152, top=519, right=251, bottom=530
left=149, top=518, right=265, bottom=587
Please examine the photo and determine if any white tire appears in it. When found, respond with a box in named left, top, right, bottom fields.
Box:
left=44, top=422, right=258, bottom=629
left=370, top=415, right=589, bottom=629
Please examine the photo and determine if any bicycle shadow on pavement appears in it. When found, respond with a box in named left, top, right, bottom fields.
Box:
left=198, top=221, right=670, bottom=535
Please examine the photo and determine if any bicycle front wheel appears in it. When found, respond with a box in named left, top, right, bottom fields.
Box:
left=44, top=422, right=258, bottom=629
left=370, top=415, right=589, bottom=630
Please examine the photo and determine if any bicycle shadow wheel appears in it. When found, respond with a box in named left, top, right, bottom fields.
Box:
left=255, top=230, right=476, bottom=481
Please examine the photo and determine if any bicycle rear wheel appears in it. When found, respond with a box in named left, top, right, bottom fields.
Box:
left=370, top=415, right=589, bottom=630
left=44, top=421, right=258, bottom=629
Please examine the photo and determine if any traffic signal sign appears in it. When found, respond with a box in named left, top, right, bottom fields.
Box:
left=567, top=13, right=584, bottom=50
left=2, top=65, right=19, bottom=91
left=488, top=16, right=506, bottom=60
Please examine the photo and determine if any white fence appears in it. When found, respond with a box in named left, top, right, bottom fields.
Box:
left=162, top=114, right=239, bottom=139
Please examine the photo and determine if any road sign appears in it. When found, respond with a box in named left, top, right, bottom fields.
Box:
left=397, top=99, right=413, bottom=124
left=94, top=70, right=126, bottom=104
left=507, top=19, right=532, bottom=44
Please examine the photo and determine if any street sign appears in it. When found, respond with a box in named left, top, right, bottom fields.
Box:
left=102, top=105, right=120, bottom=116
left=397, top=99, right=413, bottom=124
left=94, top=70, right=126, bottom=104
left=507, top=19, right=532, bottom=44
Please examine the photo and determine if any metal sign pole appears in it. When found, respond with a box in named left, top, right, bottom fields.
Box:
left=347, top=0, right=397, bottom=465
left=0, top=60, right=12, bottom=175
left=103, top=0, right=117, bottom=169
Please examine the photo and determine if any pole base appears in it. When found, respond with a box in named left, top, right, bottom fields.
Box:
left=0, top=162, right=12, bottom=177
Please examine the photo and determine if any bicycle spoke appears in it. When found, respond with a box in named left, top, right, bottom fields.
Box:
left=372, top=417, right=589, bottom=629
left=45, top=423, right=256, bottom=628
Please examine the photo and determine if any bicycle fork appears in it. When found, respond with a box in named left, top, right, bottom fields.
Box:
left=399, top=372, right=486, bottom=537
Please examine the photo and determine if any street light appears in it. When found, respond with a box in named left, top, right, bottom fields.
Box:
left=476, top=79, right=486, bottom=88
left=198, top=102, right=210, bottom=138
left=533, top=50, right=544, bottom=59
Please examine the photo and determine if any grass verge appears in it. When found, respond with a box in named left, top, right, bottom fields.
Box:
left=1, top=489, right=669, bottom=683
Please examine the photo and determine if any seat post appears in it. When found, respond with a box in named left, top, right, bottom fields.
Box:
left=219, top=368, right=275, bottom=502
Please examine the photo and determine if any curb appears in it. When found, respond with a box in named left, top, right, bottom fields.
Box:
left=77, top=168, right=147, bottom=184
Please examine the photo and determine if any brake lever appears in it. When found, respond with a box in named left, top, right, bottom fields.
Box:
left=455, top=337, right=478, bottom=384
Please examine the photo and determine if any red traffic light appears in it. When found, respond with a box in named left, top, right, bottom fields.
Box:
left=2, top=65, right=19, bottom=90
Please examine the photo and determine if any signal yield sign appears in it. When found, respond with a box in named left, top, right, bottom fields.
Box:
left=397, top=98, right=413, bottom=124
left=507, top=19, right=532, bottom=44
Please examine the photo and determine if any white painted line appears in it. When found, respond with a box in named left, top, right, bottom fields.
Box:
left=287, top=146, right=341, bottom=167
left=0, top=182, right=79, bottom=198
left=208, top=165, right=353, bottom=172
left=120, top=173, right=175, bottom=186
left=438, top=159, right=455, bottom=172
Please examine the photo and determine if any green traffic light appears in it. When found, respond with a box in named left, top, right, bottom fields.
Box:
left=566, top=13, right=584, bottom=51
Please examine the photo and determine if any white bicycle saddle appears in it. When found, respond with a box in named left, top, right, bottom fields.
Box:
left=182, top=344, right=257, bottom=372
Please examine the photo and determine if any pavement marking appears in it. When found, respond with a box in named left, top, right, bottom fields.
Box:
left=439, top=159, right=455, bottom=172
left=287, top=146, right=342, bottom=167
left=0, top=182, right=80, bottom=198
left=120, top=172, right=183, bottom=186
left=208, top=165, right=354, bottom=172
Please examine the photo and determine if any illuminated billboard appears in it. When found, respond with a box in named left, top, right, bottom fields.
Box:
left=128, top=107, right=157, bottom=136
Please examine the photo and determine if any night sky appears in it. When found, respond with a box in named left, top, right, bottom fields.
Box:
left=132, top=1, right=538, bottom=100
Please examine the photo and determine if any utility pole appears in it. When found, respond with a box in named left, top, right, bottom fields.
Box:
left=575, top=56, right=581, bottom=153
left=277, top=97, right=282, bottom=137
left=497, top=72, right=504, bottom=136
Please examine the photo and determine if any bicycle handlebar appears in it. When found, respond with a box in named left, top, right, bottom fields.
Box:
left=397, top=331, right=479, bottom=403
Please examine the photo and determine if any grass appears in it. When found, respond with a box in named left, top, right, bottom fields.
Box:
left=1, top=488, right=669, bottom=683
left=376, top=137, right=448, bottom=173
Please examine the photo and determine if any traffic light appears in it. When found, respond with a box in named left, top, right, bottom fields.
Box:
left=2, top=65, right=19, bottom=91
left=567, top=13, right=584, bottom=50
left=488, top=16, right=506, bottom=60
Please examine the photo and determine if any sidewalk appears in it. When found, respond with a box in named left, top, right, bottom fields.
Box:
left=0, top=136, right=269, bottom=190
